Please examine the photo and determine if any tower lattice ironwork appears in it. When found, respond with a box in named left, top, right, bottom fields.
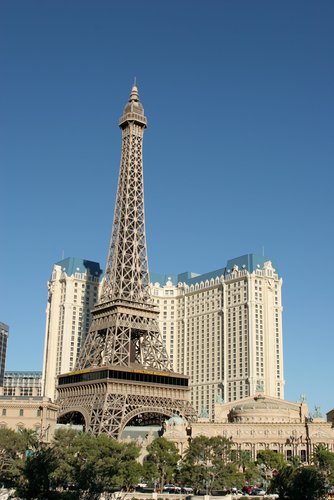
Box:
left=57, top=84, right=195, bottom=438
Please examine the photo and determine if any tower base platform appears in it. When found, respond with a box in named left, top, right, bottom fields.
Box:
left=57, top=366, right=196, bottom=439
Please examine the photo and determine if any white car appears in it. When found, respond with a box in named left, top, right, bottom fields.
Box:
left=251, top=488, right=266, bottom=496
left=163, top=485, right=182, bottom=493
left=182, top=487, right=194, bottom=494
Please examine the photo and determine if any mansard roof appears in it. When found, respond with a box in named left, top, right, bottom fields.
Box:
left=150, top=253, right=279, bottom=287
left=55, top=257, right=103, bottom=279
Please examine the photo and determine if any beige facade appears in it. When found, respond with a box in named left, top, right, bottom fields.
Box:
left=42, top=258, right=102, bottom=401
left=0, top=394, right=59, bottom=443
left=163, top=395, right=334, bottom=462
left=149, top=256, right=284, bottom=420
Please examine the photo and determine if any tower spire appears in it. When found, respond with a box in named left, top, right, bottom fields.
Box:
left=129, top=81, right=139, bottom=101
left=75, top=84, right=168, bottom=371
left=101, top=83, right=149, bottom=304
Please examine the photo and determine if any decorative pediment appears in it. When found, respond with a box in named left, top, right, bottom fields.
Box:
left=164, top=429, right=187, bottom=440
left=309, top=428, right=333, bottom=439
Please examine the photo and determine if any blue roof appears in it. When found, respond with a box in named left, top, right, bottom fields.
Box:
left=150, top=271, right=199, bottom=286
left=56, top=257, right=103, bottom=279
left=151, top=254, right=278, bottom=286
left=225, top=254, right=276, bottom=274
left=186, top=267, right=226, bottom=285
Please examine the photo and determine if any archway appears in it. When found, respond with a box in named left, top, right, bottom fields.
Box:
left=57, top=410, right=86, bottom=431
left=120, top=409, right=174, bottom=440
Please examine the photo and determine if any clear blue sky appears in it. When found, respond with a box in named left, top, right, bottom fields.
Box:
left=1, top=1, right=333, bottom=415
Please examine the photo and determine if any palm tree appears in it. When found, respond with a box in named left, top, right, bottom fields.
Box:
left=18, top=428, right=39, bottom=452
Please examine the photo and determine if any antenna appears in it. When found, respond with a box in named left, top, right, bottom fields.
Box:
left=262, top=246, right=265, bottom=257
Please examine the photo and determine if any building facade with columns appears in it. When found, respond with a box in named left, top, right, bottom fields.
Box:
left=150, top=254, right=284, bottom=420
left=163, top=395, right=334, bottom=462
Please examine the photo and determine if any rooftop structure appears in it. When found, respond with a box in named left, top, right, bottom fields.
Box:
left=2, top=371, right=42, bottom=397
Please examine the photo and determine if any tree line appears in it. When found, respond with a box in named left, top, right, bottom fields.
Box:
left=0, top=427, right=333, bottom=499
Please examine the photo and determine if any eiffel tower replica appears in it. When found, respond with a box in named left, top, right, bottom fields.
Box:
left=57, top=84, right=196, bottom=438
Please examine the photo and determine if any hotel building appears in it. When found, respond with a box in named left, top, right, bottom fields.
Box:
left=150, top=254, right=284, bottom=420
left=42, top=258, right=102, bottom=401
left=42, top=254, right=283, bottom=419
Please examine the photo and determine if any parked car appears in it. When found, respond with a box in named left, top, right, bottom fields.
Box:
left=136, top=483, right=147, bottom=489
left=137, top=487, right=155, bottom=493
left=251, top=488, right=266, bottom=496
left=181, top=486, right=194, bottom=494
left=163, top=484, right=182, bottom=494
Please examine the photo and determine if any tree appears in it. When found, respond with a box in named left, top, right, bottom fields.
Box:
left=256, top=449, right=286, bottom=489
left=231, top=449, right=252, bottom=473
left=73, top=433, right=122, bottom=495
left=271, top=463, right=327, bottom=500
left=0, top=428, right=28, bottom=486
left=17, top=446, right=59, bottom=500
left=230, top=450, right=259, bottom=485
left=45, top=428, right=143, bottom=497
left=0, top=427, right=144, bottom=497
left=271, top=445, right=334, bottom=500
left=243, top=460, right=260, bottom=486
left=18, top=428, right=39, bottom=451
left=180, top=436, right=217, bottom=493
left=256, top=449, right=285, bottom=471
left=52, top=430, right=142, bottom=497
left=180, top=436, right=240, bottom=493
left=270, top=463, right=293, bottom=499
left=291, top=467, right=327, bottom=500
left=51, top=428, right=79, bottom=490
left=118, top=460, right=143, bottom=492
left=143, top=437, right=180, bottom=490
left=213, top=462, right=244, bottom=491
left=106, top=437, right=143, bottom=491
left=312, top=444, right=334, bottom=485
left=183, top=436, right=232, bottom=467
